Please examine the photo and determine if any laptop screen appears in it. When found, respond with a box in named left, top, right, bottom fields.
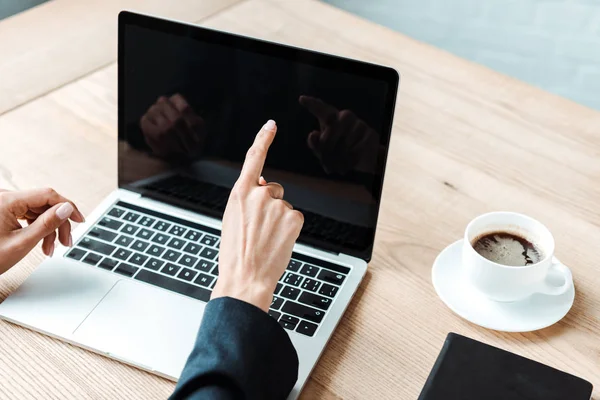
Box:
left=118, top=12, right=399, bottom=261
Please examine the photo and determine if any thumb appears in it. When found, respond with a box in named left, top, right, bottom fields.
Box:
left=20, top=202, right=74, bottom=247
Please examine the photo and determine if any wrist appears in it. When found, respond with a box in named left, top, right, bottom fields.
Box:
left=211, top=279, right=274, bottom=312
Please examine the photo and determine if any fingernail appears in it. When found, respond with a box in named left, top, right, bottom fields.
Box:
left=69, top=234, right=73, bottom=247
left=263, top=119, right=276, bottom=130
left=56, top=202, right=74, bottom=220
left=49, top=243, right=55, bottom=258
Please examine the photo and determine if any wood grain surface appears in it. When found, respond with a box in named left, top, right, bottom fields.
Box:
left=1, top=0, right=599, bottom=399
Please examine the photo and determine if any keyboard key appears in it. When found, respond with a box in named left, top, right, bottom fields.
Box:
left=194, top=273, right=214, bottom=288
left=184, top=230, right=203, bottom=242
left=115, top=235, right=134, bottom=247
left=200, top=235, right=218, bottom=247
left=268, top=310, right=281, bottom=320
left=88, top=227, right=117, bottom=242
left=113, top=248, right=133, bottom=261
left=280, top=314, right=299, bottom=325
left=178, top=268, right=198, bottom=282
left=319, top=283, right=339, bottom=298
left=145, top=258, right=164, bottom=271
left=107, top=207, right=126, bottom=218
left=147, top=245, right=165, bottom=257
left=183, top=242, right=202, bottom=255
left=136, top=228, right=153, bottom=240
left=199, top=247, right=218, bottom=260
left=168, top=225, right=187, bottom=237
left=164, top=250, right=181, bottom=262
left=114, top=263, right=139, bottom=277
left=280, top=286, right=300, bottom=300
left=284, top=273, right=303, bottom=287
left=317, top=270, right=346, bottom=286
left=167, top=238, right=185, bottom=250
left=135, top=269, right=211, bottom=302
left=296, top=320, right=318, bottom=337
left=152, top=233, right=170, bottom=245
left=82, top=253, right=102, bottom=266
left=153, top=221, right=171, bottom=232
left=211, top=265, right=219, bottom=276
left=66, top=248, right=86, bottom=260
left=282, top=301, right=325, bottom=323
left=288, top=260, right=302, bottom=272
left=132, top=240, right=150, bottom=252
left=302, top=278, right=321, bottom=292
left=275, top=283, right=283, bottom=294
left=98, top=217, right=123, bottom=230
left=98, top=258, right=118, bottom=271
left=138, top=216, right=156, bottom=227
left=123, top=212, right=140, bottom=223
left=300, top=264, right=319, bottom=278
left=80, top=237, right=116, bottom=256
left=121, top=224, right=139, bottom=235
left=130, top=253, right=148, bottom=266
left=180, top=255, right=198, bottom=268
left=279, top=320, right=297, bottom=330
left=271, top=296, right=284, bottom=310
left=195, top=259, right=215, bottom=272
left=299, top=292, right=332, bottom=311
left=161, top=263, right=180, bottom=276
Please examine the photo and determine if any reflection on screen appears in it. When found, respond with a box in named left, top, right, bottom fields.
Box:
left=120, top=24, right=393, bottom=258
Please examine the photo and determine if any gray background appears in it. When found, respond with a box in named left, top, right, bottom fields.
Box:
left=323, top=0, right=600, bottom=110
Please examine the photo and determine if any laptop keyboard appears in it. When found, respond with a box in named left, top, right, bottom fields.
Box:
left=143, top=174, right=373, bottom=251
left=65, top=201, right=351, bottom=337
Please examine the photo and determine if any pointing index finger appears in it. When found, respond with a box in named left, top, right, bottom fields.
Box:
left=299, top=95, right=338, bottom=125
left=239, top=120, right=277, bottom=183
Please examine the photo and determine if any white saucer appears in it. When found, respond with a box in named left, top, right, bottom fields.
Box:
left=432, top=240, right=575, bottom=332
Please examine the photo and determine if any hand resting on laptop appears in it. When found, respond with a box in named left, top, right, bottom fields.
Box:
left=0, top=188, right=84, bottom=274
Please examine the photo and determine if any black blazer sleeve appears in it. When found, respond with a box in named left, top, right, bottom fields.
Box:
left=169, top=297, right=299, bottom=400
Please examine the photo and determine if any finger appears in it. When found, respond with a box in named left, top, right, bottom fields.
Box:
left=322, top=110, right=354, bottom=155
left=239, top=120, right=277, bottom=184
left=42, top=231, right=57, bottom=257
left=259, top=176, right=268, bottom=185
left=347, top=120, right=368, bottom=148
left=170, top=94, right=194, bottom=118
left=20, top=210, right=40, bottom=220
left=2, top=188, right=84, bottom=223
left=307, top=130, right=322, bottom=155
left=19, top=202, right=75, bottom=252
left=264, top=182, right=284, bottom=200
left=153, top=107, right=170, bottom=131
left=58, top=219, right=72, bottom=247
left=281, top=199, right=293, bottom=209
left=299, top=96, right=338, bottom=126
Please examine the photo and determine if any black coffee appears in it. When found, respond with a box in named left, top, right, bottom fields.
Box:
left=472, top=232, right=544, bottom=266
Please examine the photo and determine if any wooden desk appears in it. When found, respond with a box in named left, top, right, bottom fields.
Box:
left=1, top=0, right=599, bottom=398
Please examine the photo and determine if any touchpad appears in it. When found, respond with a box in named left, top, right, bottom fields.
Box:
left=73, top=280, right=205, bottom=378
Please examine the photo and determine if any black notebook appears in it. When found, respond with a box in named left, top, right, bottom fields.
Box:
left=419, top=333, right=593, bottom=400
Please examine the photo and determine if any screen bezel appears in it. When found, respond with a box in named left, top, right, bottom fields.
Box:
left=118, top=11, right=400, bottom=262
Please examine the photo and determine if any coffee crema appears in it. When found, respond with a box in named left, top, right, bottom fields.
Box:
left=471, top=231, right=544, bottom=267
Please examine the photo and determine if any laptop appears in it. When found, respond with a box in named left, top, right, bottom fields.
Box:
left=0, top=11, right=399, bottom=399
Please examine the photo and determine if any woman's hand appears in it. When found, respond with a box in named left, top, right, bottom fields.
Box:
left=0, top=188, right=85, bottom=274
left=211, top=120, right=304, bottom=312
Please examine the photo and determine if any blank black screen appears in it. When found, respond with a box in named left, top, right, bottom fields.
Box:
left=119, top=13, right=398, bottom=260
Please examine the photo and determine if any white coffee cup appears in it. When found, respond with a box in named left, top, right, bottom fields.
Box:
left=463, top=212, right=573, bottom=302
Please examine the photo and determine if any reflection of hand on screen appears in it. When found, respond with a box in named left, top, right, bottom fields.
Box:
left=139, top=94, right=206, bottom=160
left=299, top=95, right=380, bottom=175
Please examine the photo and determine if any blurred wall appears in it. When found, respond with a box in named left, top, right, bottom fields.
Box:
left=323, top=0, right=600, bottom=110
left=0, top=0, right=48, bottom=20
